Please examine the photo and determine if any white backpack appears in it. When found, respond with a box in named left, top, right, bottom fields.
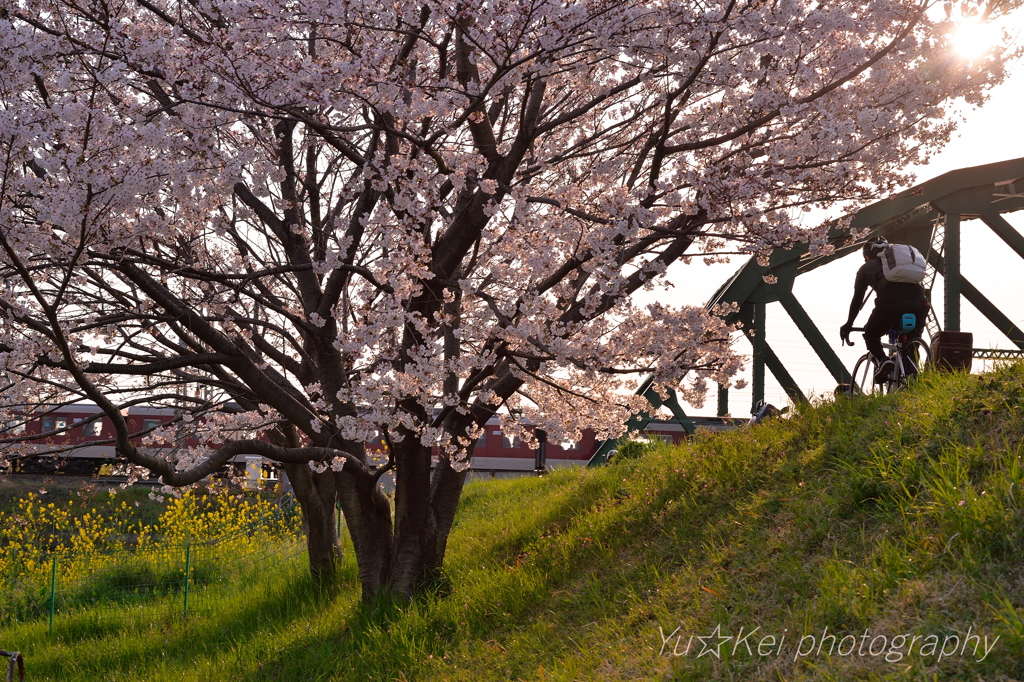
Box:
left=880, top=244, right=927, bottom=284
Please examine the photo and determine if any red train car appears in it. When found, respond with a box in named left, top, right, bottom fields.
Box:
left=467, top=419, right=597, bottom=472
left=2, top=405, right=743, bottom=477
left=2, top=405, right=182, bottom=475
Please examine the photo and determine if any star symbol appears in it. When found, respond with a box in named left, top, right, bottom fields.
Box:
left=695, top=624, right=732, bottom=659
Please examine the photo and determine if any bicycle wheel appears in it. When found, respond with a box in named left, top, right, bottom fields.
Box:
left=897, top=338, right=932, bottom=385
left=850, top=353, right=879, bottom=396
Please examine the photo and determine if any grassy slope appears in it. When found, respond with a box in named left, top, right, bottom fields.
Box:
left=6, top=363, right=1024, bottom=681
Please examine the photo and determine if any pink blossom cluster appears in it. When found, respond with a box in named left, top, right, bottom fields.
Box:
left=0, top=0, right=1017, bottom=478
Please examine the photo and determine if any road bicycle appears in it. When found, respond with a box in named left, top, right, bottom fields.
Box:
left=844, top=313, right=932, bottom=395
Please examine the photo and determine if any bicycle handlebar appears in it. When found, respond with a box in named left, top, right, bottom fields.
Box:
left=843, top=326, right=915, bottom=347
left=842, top=327, right=865, bottom=346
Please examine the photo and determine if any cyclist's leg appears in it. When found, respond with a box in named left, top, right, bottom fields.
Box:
left=863, top=299, right=902, bottom=382
left=903, top=296, right=931, bottom=378
left=863, top=299, right=901, bottom=363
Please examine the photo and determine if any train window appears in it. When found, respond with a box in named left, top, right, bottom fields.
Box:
left=142, top=419, right=161, bottom=430
left=87, top=420, right=103, bottom=437
left=476, top=430, right=487, bottom=446
left=499, top=432, right=520, bottom=449
left=42, top=417, right=67, bottom=433
left=3, top=420, right=26, bottom=435
left=560, top=440, right=579, bottom=451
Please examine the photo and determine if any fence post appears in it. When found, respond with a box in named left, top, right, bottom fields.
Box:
left=182, top=541, right=191, bottom=620
left=47, top=555, right=57, bottom=636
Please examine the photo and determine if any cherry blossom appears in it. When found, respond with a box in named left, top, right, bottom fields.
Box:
left=0, top=0, right=1017, bottom=598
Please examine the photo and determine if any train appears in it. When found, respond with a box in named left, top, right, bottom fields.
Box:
left=2, top=405, right=185, bottom=476
left=1, top=404, right=745, bottom=477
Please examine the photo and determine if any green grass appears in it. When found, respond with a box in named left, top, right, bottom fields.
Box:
left=5, top=362, right=1024, bottom=680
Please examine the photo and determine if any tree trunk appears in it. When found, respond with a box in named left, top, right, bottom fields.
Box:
left=334, top=469, right=393, bottom=600
left=283, top=462, right=342, bottom=586
left=285, top=443, right=467, bottom=602
left=427, top=458, right=468, bottom=576
left=388, top=439, right=436, bottom=599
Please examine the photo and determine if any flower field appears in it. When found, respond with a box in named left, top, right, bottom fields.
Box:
left=0, top=485, right=304, bottom=630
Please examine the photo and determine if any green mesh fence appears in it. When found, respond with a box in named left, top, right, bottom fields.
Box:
left=0, top=494, right=306, bottom=634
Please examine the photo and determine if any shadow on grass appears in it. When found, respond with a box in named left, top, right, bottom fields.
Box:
left=241, top=377, right=1009, bottom=680
left=9, top=554, right=342, bottom=681
left=24, top=401, right=878, bottom=681
left=19, top=364, right=1024, bottom=681
left=238, top=434, right=824, bottom=681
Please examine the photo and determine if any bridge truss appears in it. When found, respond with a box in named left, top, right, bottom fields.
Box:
left=589, top=157, right=1024, bottom=465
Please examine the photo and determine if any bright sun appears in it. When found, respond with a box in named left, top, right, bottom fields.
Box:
left=950, top=17, right=1002, bottom=60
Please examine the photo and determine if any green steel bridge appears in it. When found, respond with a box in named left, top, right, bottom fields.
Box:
left=589, top=157, right=1024, bottom=465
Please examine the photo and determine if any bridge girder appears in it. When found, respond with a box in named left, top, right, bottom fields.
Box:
left=588, top=157, right=1024, bottom=466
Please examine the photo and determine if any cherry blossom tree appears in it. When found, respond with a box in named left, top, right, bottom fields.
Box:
left=0, top=0, right=1017, bottom=598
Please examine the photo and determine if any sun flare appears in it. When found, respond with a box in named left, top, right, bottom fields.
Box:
left=950, top=17, right=1002, bottom=60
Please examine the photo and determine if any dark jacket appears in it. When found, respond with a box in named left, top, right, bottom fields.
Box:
left=846, top=258, right=926, bottom=323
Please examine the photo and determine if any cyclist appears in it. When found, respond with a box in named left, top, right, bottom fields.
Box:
left=839, top=237, right=930, bottom=383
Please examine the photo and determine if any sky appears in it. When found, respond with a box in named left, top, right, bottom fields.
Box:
left=671, top=56, right=1024, bottom=419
